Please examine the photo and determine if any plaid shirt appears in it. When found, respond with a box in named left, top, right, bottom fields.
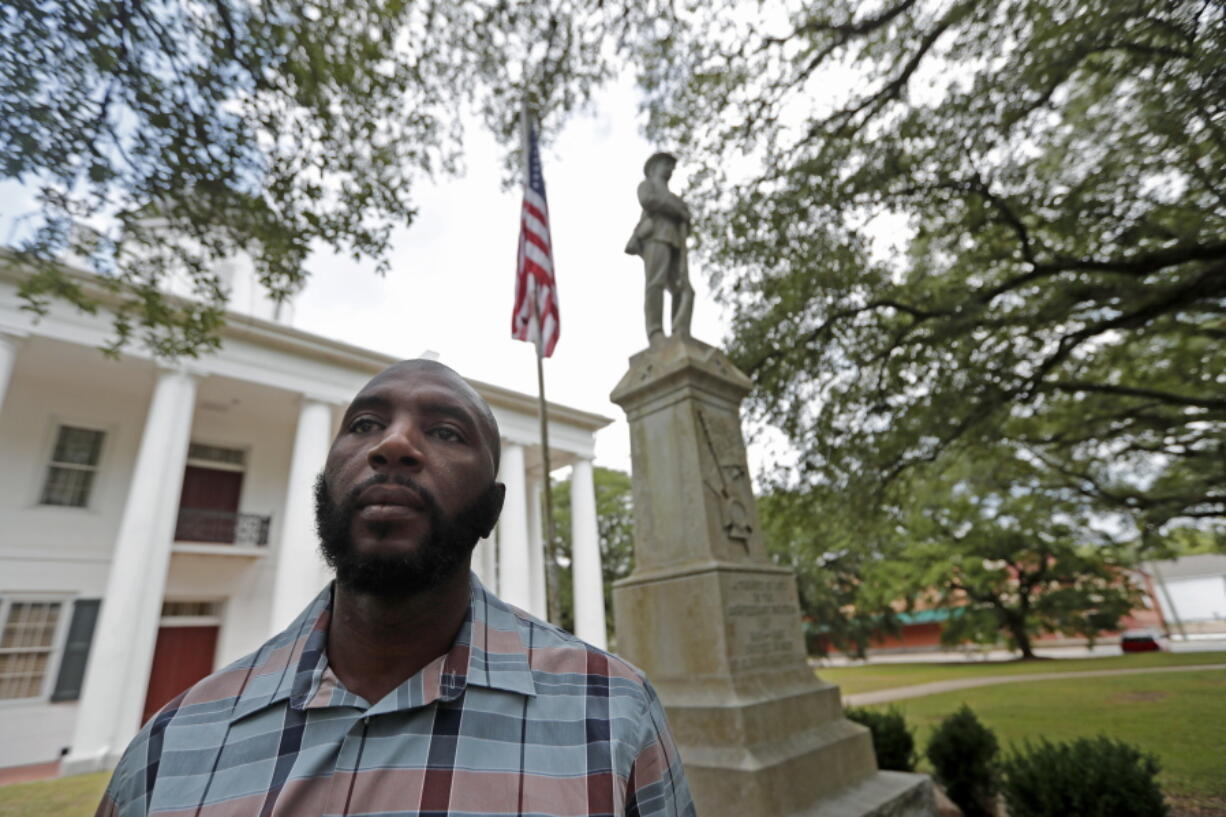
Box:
left=96, top=575, right=695, bottom=817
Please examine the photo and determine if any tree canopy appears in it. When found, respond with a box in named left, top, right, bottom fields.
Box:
left=642, top=0, right=1226, bottom=537
left=761, top=446, right=1141, bottom=657
left=893, top=448, right=1140, bottom=657
left=1, top=0, right=667, bottom=355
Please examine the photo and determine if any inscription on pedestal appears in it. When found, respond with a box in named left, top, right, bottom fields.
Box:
left=726, top=575, right=802, bottom=673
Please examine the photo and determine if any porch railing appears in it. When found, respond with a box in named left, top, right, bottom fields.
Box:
left=174, top=509, right=271, bottom=546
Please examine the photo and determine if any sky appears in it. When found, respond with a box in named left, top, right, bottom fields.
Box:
left=286, top=75, right=732, bottom=474
left=0, top=74, right=735, bottom=475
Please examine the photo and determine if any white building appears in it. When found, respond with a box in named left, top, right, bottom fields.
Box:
left=0, top=257, right=611, bottom=776
left=1149, top=554, right=1226, bottom=636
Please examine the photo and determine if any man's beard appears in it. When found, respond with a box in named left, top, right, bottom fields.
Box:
left=314, top=472, right=500, bottom=597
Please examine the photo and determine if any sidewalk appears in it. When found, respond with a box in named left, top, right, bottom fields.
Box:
left=816, top=637, right=1226, bottom=667
left=842, top=662, right=1226, bottom=706
left=0, top=761, right=60, bottom=787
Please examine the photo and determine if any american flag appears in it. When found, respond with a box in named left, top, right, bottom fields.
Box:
left=511, top=119, right=560, bottom=357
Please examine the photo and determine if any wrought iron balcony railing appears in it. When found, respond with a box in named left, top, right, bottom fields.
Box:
left=174, top=508, right=271, bottom=546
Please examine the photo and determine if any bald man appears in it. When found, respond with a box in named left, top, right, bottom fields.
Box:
left=96, top=360, right=695, bottom=817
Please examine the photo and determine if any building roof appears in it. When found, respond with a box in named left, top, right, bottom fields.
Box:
left=221, top=310, right=612, bottom=432
left=1149, top=553, right=1226, bottom=581
left=896, top=608, right=960, bottom=625
left=0, top=252, right=613, bottom=433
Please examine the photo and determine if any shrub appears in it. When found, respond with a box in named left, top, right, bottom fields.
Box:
left=1001, top=736, right=1169, bottom=817
left=844, top=706, right=916, bottom=772
left=926, top=705, right=999, bottom=817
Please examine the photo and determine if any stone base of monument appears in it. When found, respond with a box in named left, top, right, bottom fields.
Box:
left=611, top=337, right=934, bottom=817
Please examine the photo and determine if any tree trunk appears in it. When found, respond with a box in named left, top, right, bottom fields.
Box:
left=1007, top=615, right=1036, bottom=659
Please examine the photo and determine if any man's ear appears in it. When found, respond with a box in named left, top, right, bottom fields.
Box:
left=479, top=482, right=506, bottom=539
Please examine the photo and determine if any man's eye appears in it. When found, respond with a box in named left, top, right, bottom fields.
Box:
left=350, top=418, right=380, bottom=433
left=430, top=426, right=463, bottom=443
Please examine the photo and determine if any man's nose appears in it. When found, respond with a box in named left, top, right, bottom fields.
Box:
left=367, top=422, right=424, bottom=470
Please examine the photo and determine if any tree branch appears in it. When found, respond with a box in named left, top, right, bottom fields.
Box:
left=1043, top=380, right=1226, bottom=411
left=767, top=0, right=923, bottom=43
left=1035, top=240, right=1226, bottom=278
left=804, top=0, right=973, bottom=143
left=743, top=297, right=952, bottom=374
left=1027, top=259, right=1226, bottom=390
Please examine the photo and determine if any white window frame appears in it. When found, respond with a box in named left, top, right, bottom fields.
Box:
left=160, top=598, right=225, bottom=627
left=185, top=440, right=248, bottom=474
left=0, top=594, right=72, bottom=705
left=32, top=417, right=113, bottom=512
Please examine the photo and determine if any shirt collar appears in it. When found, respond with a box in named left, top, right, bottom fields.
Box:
left=229, top=572, right=536, bottom=723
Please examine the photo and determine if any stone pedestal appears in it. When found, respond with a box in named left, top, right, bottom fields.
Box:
left=611, top=336, right=933, bottom=817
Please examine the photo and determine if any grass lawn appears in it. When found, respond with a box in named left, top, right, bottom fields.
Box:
left=871, top=670, right=1226, bottom=811
left=0, top=771, right=107, bottom=817
left=817, top=650, right=1226, bottom=696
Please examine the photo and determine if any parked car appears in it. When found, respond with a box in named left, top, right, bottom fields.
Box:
left=1120, top=629, right=1169, bottom=653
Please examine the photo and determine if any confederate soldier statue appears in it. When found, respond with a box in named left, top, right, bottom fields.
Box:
left=625, top=152, right=695, bottom=345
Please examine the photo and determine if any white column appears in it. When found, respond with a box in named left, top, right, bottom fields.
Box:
left=270, top=397, right=335, bottom=632
left=472, top=528, right=498, bottom=591
left=497, top=443, right=532, bottom=611
left=63, top=366, right=199, bottom=774
left=570, top=459, right=607, bottom=649
left=526, top=476, right=548, bottom=619
left=0, top=328, right=28, bottom=414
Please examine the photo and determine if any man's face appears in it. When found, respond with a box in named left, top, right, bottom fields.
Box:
left=315, top=362, right=504, bottom=596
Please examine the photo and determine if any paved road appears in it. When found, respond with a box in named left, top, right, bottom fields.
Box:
left=841, top=662, right=1226, bottom=706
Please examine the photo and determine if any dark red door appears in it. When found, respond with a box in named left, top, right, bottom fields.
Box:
left=175, top=466, right=244, bottom=542
left=142, top=625, right=219, bottom=723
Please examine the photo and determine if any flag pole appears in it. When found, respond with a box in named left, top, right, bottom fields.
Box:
left=522, top=104, right=563, bottom=627
left=535, top=339, right=562, bottom=626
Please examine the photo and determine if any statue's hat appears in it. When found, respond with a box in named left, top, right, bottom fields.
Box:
left=643, top=152, right=678, bottom=176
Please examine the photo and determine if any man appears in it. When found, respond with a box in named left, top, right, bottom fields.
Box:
left=97, top=359, right=695, bottom=817
left=624, top=152, right=695, bottom=345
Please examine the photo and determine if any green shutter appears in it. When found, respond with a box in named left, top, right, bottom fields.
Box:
left=50, top=599, right=101, bottom=702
